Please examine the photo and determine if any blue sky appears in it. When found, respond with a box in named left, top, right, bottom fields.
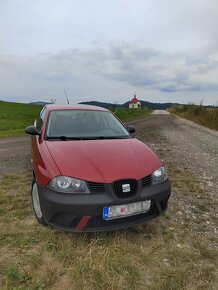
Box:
left=0, top=0, right=218, bottom=105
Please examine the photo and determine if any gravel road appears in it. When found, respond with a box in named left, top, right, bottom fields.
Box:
left=0, top=111, right=217, bottom=198
left=132, top=110, right=218, bottom=196
left=0, top=136, right=31, bottom=176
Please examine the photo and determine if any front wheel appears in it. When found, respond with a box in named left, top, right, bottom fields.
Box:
left=31, top=181, right=47, bottom=225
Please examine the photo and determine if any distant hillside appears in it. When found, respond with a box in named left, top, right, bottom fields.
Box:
left=80, top=100, right=175, bottom=110
left=140, top=100, right=174, bottom=110
left=80, top=101, right=123, bottom=109
left=29, top=101, right=50, bottom=105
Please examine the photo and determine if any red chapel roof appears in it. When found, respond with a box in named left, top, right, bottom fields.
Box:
left=129, top=96, right=140, bottom=104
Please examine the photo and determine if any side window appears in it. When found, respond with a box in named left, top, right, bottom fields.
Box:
left=36, top=107, right=46, bottom=130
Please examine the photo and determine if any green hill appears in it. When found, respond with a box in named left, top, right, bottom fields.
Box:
left=0, top=100, right=43, bottom=137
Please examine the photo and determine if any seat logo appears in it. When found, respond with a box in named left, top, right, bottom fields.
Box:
left=122, top=184, right=131, bottom=193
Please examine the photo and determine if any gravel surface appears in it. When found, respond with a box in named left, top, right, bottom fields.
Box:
left=131, top=111, right=218, bottom=197
left=162, top=115, right=218, bottom=196
left=0, top=136, right=31, bottom=176
left=130, top=110, right=217, bottom=239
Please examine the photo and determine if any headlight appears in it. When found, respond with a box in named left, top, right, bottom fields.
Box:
left=152, top=166, right=167, bottom=185
left=48, top=176, right=90, bottom=194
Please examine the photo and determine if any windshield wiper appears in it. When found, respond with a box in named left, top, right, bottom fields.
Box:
left=46, top=135, right=130, bottom=141
left=94, top=136, right=127, bottom=139
left=46, top=136, right=84, bottom=141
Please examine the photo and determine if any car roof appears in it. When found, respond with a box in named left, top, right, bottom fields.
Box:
left=45, top=104, right=109, bottom=112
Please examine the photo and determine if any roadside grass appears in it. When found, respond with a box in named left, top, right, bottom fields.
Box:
left=114, top=108, right=152, bottom=122
left=0, top=101, right=42, bottom=137
left=0, top=169, right=217, bottom=289
left=169, top=104, right=218, bottom=130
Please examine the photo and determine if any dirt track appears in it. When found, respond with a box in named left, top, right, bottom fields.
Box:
left=0, top=111, right=217, bottom=197
left=0, top=136, right=31, bottom=176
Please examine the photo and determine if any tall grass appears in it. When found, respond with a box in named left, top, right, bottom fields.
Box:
left=169, top=104, right=218, bottom=130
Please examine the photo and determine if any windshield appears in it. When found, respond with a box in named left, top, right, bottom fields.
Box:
left=46, top=110, right=131, bottom=140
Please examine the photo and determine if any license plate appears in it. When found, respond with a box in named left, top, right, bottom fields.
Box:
left=103, top=200, right=151, bottom=220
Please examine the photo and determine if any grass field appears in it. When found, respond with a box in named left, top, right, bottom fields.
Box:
left=0, top=166, right=217, bottom=289
left=114, top=108, right=152, bottom=122
left=0, top=101, right=151, bottom=137
left=169, top=104, right=218, bottom=131
left=0, top=101, right=43, bottom=137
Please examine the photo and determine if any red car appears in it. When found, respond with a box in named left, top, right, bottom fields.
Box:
left=25, top=104, right=171, bottom=232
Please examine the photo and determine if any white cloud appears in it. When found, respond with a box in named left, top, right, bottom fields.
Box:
left=0, top=1, right=218, bottom=105
left=1, top=43, right=218, bottom=105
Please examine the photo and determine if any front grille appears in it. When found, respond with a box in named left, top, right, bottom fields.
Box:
left=113, top=179, right=137, bottom=199
left=50, top=201, right=158, bottom=232
left=87, top=181, right=105, bottom=193
left=142, top=175, right=152, bottom=188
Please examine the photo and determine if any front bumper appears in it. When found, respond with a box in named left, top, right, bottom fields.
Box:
left=37, top=179, right=171, bottom=232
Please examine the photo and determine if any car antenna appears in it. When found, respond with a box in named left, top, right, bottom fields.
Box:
left=64, top=89, right=70, bottom=104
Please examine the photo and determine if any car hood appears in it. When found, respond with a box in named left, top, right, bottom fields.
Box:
left=45, top=138, right=162, bottom=183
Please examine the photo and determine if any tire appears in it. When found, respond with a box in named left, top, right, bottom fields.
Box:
left=31, top=180, right=47, bottom=226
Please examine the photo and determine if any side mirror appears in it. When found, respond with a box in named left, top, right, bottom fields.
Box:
left=25, top=126, right=41, bottom=136
left=127, top=125, right=136, bottom=133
